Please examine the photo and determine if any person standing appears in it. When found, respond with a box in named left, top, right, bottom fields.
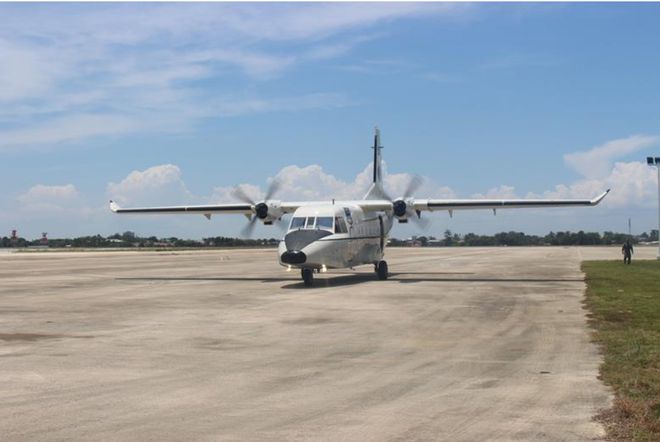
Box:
left=622, top=240, right=634, bottom=264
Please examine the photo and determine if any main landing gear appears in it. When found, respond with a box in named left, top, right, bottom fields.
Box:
left=375, top=260, right=388, bottom=280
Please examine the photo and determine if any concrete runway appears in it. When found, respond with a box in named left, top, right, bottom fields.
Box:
left=0, top=246, right=655, bottom=441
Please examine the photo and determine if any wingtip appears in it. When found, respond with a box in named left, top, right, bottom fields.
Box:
left=109, top=200, right=119, bottom=212
left=592, top=189, right=610, bottom=205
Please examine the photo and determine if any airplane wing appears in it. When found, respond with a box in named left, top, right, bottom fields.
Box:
left=109, top=200, right=253, bottom=215
left=414, top=189, right=610, bottom=212
left=109, top=200, right=307, bottom=218
left=357, top=189, right=610, bottom=214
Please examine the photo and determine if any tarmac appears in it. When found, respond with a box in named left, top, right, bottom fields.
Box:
left=0, top=246, right=656, bottom=441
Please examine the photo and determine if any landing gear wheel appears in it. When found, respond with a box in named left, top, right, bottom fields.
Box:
left=376, top=260, right=388, bottom=280
left=301, top=268, right=314, bottom=287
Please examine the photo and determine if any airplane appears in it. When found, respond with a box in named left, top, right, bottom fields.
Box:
left=110, top=128, right=610, bottom=286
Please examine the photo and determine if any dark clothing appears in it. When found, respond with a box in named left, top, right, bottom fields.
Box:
left=622, top=243, right=634, bottom=264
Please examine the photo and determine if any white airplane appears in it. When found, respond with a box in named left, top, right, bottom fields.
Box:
left=110, top=128, right=609, bottom=286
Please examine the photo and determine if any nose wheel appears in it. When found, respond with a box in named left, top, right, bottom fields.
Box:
left=301, top=268, right=314, bottom=287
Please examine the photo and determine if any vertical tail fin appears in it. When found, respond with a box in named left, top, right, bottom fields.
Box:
left=364, top=127, right=387, bottom=200
left=372, top=127, right=382, bottom=184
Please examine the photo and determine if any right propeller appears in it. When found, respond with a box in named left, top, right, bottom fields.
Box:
left=232, top=178, right=283, bottom=237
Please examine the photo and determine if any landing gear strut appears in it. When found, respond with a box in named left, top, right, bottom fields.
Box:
left=301, top=268, right=314, bottom=287
left=376, top=260, right=388, bottom=280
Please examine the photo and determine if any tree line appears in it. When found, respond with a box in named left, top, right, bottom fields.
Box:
left=1, top=229, right=657, bottom=248
left=0, top=231, right=280, bottom=248
left=389, top=229, right=658, bottom=247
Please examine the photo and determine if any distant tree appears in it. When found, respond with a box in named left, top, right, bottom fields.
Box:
left=121, top=231, right=136, bottom=242
left=443, top=229, right=453, bottom=246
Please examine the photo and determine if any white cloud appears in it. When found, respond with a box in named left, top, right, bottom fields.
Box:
left=18, top=183, right=79, bottom=205
left=0, top=3, right=465, bottom=149
left=0, top=114, right=140, bottom=149
left=0, top=39, right=61, bottom=101
left=106, top=164, right=197, bottom=206
left=471, top=185, right=518, bottom=199
left=470, top=162, right=657, bottom=210
left=540, top=161, right=657, bottom=208
left=182, top=49, right=295, bottom=79
left=208, top=93, right=354, bottom=118
left=563, top=134, right=659, bottom=179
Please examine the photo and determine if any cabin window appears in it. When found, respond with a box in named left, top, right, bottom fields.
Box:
left=290, top=217, right=305, bottom=230
left=334, top=216, right=348, bottom=233
left=316, top=216, right=333, bottom=231
left=305, top=217, right=316, bottom=229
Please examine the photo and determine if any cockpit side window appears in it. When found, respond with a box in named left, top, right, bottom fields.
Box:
left=316, top=216, right=333, bottom=231
left=334, top=216, right=348, bottom=233
left=290, top=217, right=305, bottom=230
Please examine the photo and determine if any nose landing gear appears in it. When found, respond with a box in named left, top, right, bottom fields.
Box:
left=301, top=268, right=314, bottom=287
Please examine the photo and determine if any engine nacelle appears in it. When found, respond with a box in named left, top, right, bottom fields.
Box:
left=393, top=199, right=407, bottom=218
left=255, top=200, right=283, bottom=223
left=393, top=198, right=418, bottom=223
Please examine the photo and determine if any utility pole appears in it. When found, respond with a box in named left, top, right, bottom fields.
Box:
left=647, top=157, right=660, bottom=259
left=628, top=217, right=631, bottom=237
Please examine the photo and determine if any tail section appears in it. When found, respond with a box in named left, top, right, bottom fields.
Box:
left=364, top=127, right=387, bottom=200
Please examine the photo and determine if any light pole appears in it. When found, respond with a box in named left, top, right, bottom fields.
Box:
left=647, top=156, right=660, bottom=259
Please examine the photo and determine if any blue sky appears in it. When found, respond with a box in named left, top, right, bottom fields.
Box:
left=1, top=2, right=659, bottom=239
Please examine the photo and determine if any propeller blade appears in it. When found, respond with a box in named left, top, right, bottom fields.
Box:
left=410, top=215, right=430, bottom=229
left=240, top=217, right=257, bottom=238
left=404, top=175, right=423, bottom=198
left=407, top=208, right=430, bottom=229
left=232, top=186, right=255, bottom=205
left=380, top=187, right=393, bottom=202
left=264, top=178, right=281, bottom=201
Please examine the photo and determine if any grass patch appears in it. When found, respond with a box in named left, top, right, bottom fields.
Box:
left=582, top=260, right=660, bottom=441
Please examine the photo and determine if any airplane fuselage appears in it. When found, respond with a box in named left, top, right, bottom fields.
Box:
left=278, top=203, right=394, bottom=270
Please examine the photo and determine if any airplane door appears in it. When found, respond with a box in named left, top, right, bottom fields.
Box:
left=344, top=207, right=357, bottom=264
left=378, top=215, right=384, bottom=253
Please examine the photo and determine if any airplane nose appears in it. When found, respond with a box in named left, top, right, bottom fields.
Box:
left=285, top=229, right=332, bottom=251
left=281, top=250, right=306, bottom=264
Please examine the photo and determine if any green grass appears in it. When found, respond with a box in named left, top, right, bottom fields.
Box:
left=582, top=260, right=660, bottom=441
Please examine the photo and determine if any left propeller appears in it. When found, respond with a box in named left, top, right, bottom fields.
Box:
left=390, top=175, right=429, bottom=228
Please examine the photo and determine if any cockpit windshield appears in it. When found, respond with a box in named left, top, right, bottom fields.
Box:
left=289, top=215, right=334, bottom=232
left=290, top=217, right=305, bottom=229
left=316, top=217, right=333, bottom=231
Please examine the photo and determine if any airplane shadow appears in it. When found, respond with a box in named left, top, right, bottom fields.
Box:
left=117, top=272, right=583, bottom=289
